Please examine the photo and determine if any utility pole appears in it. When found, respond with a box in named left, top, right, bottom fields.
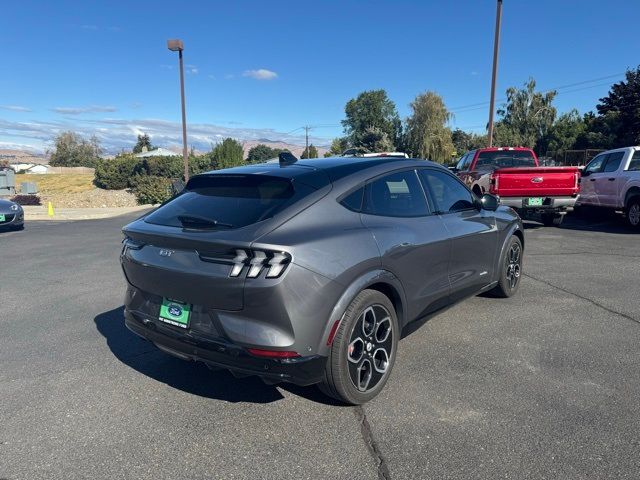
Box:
left=304, top=125, right=310, bottom=158
left=487, top=0, right=503, bottom=147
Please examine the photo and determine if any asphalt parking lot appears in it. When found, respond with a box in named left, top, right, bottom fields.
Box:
left=1, top=213, right=639, bottom=480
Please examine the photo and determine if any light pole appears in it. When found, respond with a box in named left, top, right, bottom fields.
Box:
left=487, top=0, right=503, bottom=147
left=167, top=39, right=189, bottom=181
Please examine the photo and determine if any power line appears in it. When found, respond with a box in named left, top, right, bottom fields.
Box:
left=450, top=72, right=625, bottom=113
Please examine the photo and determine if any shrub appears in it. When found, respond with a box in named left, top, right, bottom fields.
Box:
left=135, top=155, right=183, bottom=178
left=132, top=175, right=172, bottom=205
left=11, top=194, right=41, bottom=206
left=94, top=154, right=140, bottom=190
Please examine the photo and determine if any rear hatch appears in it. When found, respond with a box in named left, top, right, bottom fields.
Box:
left=493, top=167, right=580, bottom=197
left=121, top=167, right=329, bottom=311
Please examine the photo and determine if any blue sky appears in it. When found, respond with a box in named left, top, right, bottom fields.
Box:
left=1, top=0, right=638, bottom=153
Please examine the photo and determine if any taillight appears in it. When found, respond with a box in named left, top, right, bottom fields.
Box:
left=122, top=236, right=145, bottom=250
left=489, top=173, right=499, bottom=194
left=229, top=249, right=291, bottom=279
left=246, top=348, right=300, bottom=358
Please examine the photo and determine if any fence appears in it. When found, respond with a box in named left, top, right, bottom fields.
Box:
left=543, top=149, right=605, bottom=167
left=42, top=166, right=95, bottom=175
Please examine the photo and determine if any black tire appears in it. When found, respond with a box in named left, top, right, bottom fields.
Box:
left=541, top=212, right=563, bottom=227
left=319, top=289, right=399, bottom=405
left=488, top=235, right=523, bottom=298
left=626, top=197, right=640, bottom=230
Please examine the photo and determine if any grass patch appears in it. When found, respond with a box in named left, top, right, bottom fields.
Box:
left=16, top=174, right=95, bottom=194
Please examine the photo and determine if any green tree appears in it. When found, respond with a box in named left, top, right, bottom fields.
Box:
left=328, top=137, right=349, bottom=155
left=49, top=131, right=102, bottom=167
left=405, top=91, right=454, bottom=163
left=546, top=109, right=586, bottom=153
left=300, top=144, right=319, bottom=159
left=342, top=90, right=401, bottom=150
left=359, top=126, right=394, bottom=153
left=493, top=78, right=557, bottom=152
left=133, top=133, right=155, bottom=153
left=451, top=129, right=488, bottom=156
left=593, top=66, right=640, bottom=146
left=247, top=144, right=282, bottom=163
left=209, top=138, right=244, bottom=169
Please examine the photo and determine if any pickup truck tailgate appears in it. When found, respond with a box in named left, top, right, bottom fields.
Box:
left=494, top=167, right=580, bottom=197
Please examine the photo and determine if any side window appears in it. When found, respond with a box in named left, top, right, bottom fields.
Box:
left=584, top=154, right=606, bottom=174
left=455, top=154, right=468, bottom=171
left=340, top=187, right=364, bottom=211
left=626, top=151, right=640, bottom=171
left=419, top=169, right=476, bottom=213
left=463, top=152, right=475, bottom=169
left=603, top=152, right=624, bottom=173
left=362, top=170, right=429, bottom=217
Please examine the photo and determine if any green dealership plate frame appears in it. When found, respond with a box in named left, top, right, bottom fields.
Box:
left=0, top=214, right=5, bottom=222
left=158, top=298, right=191, bottom=329
left=527, top=197, right=544, bottom=207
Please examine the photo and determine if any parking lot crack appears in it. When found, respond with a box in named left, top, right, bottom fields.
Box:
left=354, top=406, right=391, bottom=480
left=523, top=272, right=640, bottom=325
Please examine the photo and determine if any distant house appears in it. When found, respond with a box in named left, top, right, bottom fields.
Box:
left=135, top=147, right=179, bottom=158
left=9, top=162, right=36, bottom=172
left=25, top=164, right=49, bottom=174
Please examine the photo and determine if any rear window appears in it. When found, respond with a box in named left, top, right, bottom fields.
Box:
left=475, top=150, right=537, bottom=168
left=144, top=174, right=315, bottom=229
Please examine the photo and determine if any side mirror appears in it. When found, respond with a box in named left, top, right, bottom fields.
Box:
left=582, top=170, right=590, bottom=177
left=480, top=193, right=499, bottom=211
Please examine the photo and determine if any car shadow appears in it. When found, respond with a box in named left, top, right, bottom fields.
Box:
left=523, top=214, right=635, bottom=234
left=94, top=306, right=342, bottom=406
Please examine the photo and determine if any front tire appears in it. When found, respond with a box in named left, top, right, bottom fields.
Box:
left=320, top=289, right=398, bottom=405
left=626, top=197, right=640, bottom=230
left=489, top=235, right=523, bottom=298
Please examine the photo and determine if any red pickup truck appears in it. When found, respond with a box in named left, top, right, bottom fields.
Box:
left=453, top=147, right=580, bottom=226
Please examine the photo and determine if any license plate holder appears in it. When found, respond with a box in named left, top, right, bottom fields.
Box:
left=526, top=197, right=544, bottom=207
left=0, top=214, right=5, bottom=222
left=159, top=298, right=191, bottom=329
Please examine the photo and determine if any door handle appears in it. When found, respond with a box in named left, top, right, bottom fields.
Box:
left=589, top=178, right=596, bottom=182
left=608, top=178, right=615, bottom=181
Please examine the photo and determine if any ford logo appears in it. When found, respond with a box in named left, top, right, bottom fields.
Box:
left=168, top=304, right=183, bottom=317
left=159, top=249, right=174, bottom=257
left=531, top=177, right=543, bottom=183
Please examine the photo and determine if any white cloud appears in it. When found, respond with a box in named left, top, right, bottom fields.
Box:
left=51, top=105, right=118, bottom=115
left=0, top=117, right=329, bottom=154
left=186, top=64, right=198, bottom=74
left=242, top=69, right=278, bottom=81
left=1, top=105, right=32, bottom=112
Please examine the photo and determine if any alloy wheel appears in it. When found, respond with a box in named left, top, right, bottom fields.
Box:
left=629, top=203, right=640, bottom=226
left=505, top=242, right=521, bottom=290
left=347, top=305, right=393, bottom=392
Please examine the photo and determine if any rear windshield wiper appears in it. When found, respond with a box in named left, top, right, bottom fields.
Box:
left=177, top=214, right=234, bottom=229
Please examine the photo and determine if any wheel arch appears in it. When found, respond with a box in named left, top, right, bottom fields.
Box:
left=316, top=269, right=406, bottom=356
left=625, top=186, right=640, bottom=207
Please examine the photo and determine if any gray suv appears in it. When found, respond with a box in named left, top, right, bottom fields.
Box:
left=121, top=156, right=524, bottom=404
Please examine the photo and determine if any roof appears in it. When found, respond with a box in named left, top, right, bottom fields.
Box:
left=197, top=156, right=442, bottom=184
left=135, top=147, right=180, bottom=158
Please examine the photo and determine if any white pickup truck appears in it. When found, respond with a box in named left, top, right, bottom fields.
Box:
left=577, top=146, right=640, bottom=228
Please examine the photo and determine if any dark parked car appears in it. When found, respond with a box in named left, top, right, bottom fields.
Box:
left=0, top=198, right=24, bottom=230
left=121, top=156, right=524, bottom=404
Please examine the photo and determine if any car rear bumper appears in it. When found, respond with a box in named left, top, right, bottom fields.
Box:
left=499, top=196, right=577, bottom=211
left=124, top=307, right=327, bottom=386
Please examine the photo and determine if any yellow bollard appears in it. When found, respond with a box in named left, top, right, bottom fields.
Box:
left=48, top=201, right=54, bottom=217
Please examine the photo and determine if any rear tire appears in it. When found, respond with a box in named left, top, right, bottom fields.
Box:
left=541, top=212, right=563, bottom=227
left=626, top=197, right=640, bottom=230
left=489, top=235, right=523, bottom=298
left=319, top=289, right=399, bottom=405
